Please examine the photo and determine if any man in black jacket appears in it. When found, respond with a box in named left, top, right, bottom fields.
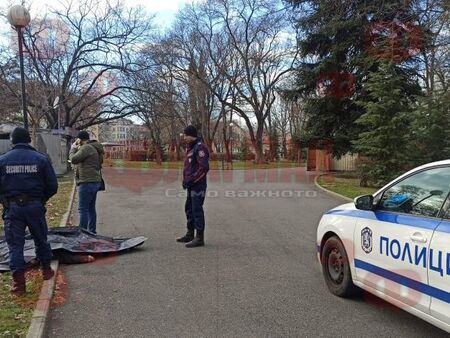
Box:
left=177, top=125, right=209, bottom=248
left=0, top=128, right=58, bottom=295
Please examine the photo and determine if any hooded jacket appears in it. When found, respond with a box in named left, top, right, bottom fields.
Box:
left=69, top=141, right=104, bottom=185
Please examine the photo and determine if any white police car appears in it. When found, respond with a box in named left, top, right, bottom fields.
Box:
left=317, top=160, right=450, bottom=333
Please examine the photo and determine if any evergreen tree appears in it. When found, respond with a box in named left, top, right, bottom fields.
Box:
left=286, top=0, right=423, bottom=156
left=407, top=91, right=450, bottom=165
left=353, top=62, right=419, bottom=186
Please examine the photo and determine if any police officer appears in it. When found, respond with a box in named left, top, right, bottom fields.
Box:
left=177, top=125, right=209, bottom=248
left=0, top=128, right=58, bottom=295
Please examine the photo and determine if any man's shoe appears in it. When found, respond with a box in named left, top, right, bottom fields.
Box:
left=11, top=272, right=26, bottom=295
left=177, top=229, right=195, bottom=243
left=185, top=231, right=204, bottom=248
left=42, top=266, right=55, bottom=280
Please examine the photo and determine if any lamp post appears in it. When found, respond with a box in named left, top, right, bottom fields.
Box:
left=7, top=5, right=31, bottom=130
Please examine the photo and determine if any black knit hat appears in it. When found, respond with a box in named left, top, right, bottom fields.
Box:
left=184, top=125, right=198, bottom=138
left=77, top=130, right=90, bottom=141
left=10, top=127, right=31, bottom=144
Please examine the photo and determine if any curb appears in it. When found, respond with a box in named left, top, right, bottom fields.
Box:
left=26, top=260, right=59, bottom=338
left=26, top=178, right=76, bottom=338
left=314, top=174, right=354, bottom=202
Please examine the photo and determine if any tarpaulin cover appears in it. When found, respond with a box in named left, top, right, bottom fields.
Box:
left=0, top=227, right=147, bottom=272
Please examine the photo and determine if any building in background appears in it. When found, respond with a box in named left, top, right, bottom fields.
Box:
left=110, top=118, right=135, bottom=141
left=88, top=118, right=147, bottom=143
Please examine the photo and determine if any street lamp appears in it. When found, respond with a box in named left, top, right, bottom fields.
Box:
left=7, top=5, right=31, bottom=130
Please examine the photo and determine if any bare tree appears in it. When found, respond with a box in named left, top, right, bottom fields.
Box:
left=127, top=44, right=190, bottom=163
left=1, top=0, right=154, bottom=131
left=0, top=53, right=22, bottom=123
left=162, top=17, right=229, bottom=153
left=414, top=0, right=450, bottom=94
left=272, top=94, right=290, bottom=159
left=181, top=0, right=299, bottom=163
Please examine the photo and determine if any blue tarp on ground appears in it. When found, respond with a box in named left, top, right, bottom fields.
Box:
left=0, top=227, right=147, bottom=272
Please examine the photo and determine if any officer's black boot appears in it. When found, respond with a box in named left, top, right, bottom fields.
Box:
left=11, top=272, right=26, bottom=295
left=42, top=264, right=55, bottom=281
left=185, top=230, right=204, bottom=248
left=177, top=229, right=195, bottom=243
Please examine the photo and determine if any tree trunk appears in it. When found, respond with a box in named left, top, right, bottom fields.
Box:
left=254, top=124, right=265, bottom=164
left=176, top=138, right=183, bottom=161
left=31, top=122, right=38, bottom=148
left=282, top=134, right=287, bottom=160
left=168, top=139, right=176, bottom=162
left=204, top=138, right=213, bottom=154
left=155, top=143, right=162, bottom=165
left=224, top=139, right=231, bottom=162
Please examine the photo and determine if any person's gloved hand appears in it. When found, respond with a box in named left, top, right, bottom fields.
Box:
left=183, top=181, right=193, bottom=190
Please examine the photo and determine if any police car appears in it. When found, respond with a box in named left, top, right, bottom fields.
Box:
left=316, top=160, right=450, bottom=333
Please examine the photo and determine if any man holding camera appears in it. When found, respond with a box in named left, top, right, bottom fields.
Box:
left=69, top=131, right=104, bottom=234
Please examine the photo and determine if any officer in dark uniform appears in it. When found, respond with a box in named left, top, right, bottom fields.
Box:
left=177, top=125, right=209, bottom=248
left=0, top=128, right=58, bottom=295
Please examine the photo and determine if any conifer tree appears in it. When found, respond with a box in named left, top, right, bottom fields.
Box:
left=354, top=62, right=419, bottom=186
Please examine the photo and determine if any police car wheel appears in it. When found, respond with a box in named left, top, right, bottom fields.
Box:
left=321, top=236, right=357, bottom=297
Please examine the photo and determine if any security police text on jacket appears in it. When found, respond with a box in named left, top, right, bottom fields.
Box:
left=0, top=127, right=58, bottom=295
left=177, top=125, right=209, bottom=248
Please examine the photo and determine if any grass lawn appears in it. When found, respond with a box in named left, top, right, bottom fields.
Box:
left=0, top=176, right=74, bottom=338
left=317, top=173, right=379, bottom=199
left=0, top=271, right=43, bottom=338
left=105, top=159, right=305, bottom=170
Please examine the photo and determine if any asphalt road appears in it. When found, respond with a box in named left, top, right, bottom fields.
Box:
left=46, top=168, right=448, bottom=338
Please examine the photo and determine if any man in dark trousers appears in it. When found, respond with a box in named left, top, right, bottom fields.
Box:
left=0, top=128, right=58, bottom=295
left=69, top=131, right=103, bottom=234
left=177, top=125, right=209, bottom=248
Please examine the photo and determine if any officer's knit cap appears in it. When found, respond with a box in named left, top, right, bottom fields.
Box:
left=77, top=130, right=90, bottom=140
left=11, top=127, right=31, bottom=144
left=184, top=125, right=198, bottom=138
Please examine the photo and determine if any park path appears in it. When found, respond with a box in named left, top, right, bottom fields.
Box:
left=46, top=168, right=447, bottom=338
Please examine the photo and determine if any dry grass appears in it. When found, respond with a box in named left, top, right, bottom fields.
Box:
left=0, top=269, right=44, bottom=338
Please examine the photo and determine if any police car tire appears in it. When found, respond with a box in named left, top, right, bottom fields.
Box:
left=321, top=236, right=358, bottom=297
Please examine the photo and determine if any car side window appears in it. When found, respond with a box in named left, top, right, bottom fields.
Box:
left=379, top=167, right=450, bottom=218
left=442, top=198, right=450, bottom=220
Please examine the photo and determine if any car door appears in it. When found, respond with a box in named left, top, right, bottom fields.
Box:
left=429, top=196, right=450, bottom=326
left=354, top=166, right=450, bottom=314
